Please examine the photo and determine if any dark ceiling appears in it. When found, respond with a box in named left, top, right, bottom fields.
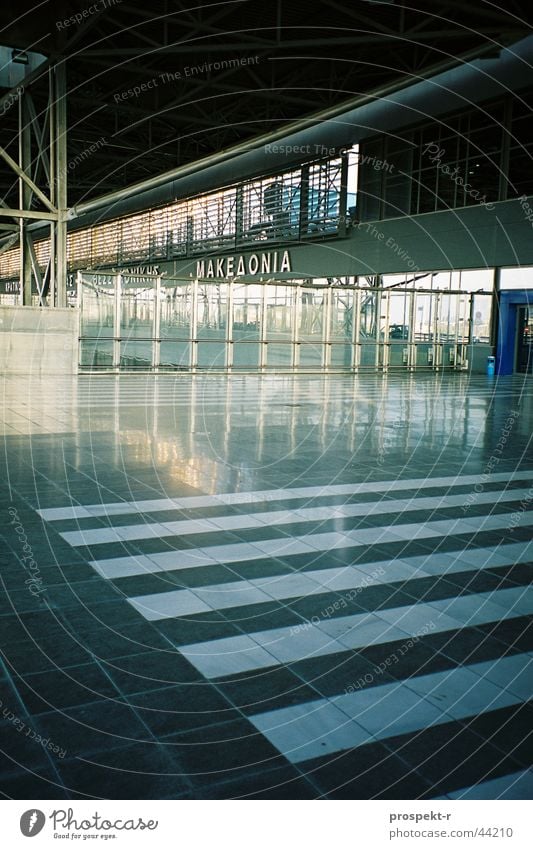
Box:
left=1, top=0, right=532, bottom=208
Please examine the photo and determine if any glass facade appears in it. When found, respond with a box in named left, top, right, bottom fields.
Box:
left=357, top=94, right=533, bottom=221
left=78, top=271, right=492, bottom=373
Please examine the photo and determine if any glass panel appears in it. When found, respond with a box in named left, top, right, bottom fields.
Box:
left=197, top=283, right=228, bottom=340
left=469, top=342, right=492, bottom=372
left=92, top=220, right=120, bottom=265
left=387, top=292, right=410, bottom=340
left=120, top=340, right=153, bottom=369
left=459, top=269, right=494, bottom=292
left=68, top=229, right=91, bottom=268
left=438, top=294, right=458, bottom=344
left=265, top=285, right=295, bottom=341
left=388, top=343, right=409, bottom=368
left=330, top=289, right=353, bottom=341
left=149, top=207, right=169, bottom=258
left=359, top=343, right=378, bottom=367
left=196, top=342, right=227, bottom=369
left=457, top=296, right=470, bottom=343
left=120, top=214, right=149, bottom=262
left=241, top=171, right=301, bottom=244
left=232, top=283, right=261, bottom=341
left=499, top=267, right=533, bottom=290
left=80, top=278, right=115, bottom=337
left=330, top=344, right=352, bottom=367
left=232, top=343, right=261, bottom=369
left=299, top=288, right=325, bottom=343
left=359, top=290, right=378, bottom=340
left=472, top=294, right=492, bottom=343
left=265, top=342, right=293, bottom=368
left=120, top=280, right=155, bottom=339
left=188, top=187, right=237, bottom=252
left=432, top=271, right=452, bottom=290
left=160, top=283, right=192, bottom=339
left=306, top=157, right=343, bottom=234
left=414, top=293, right=433, bottom=341
left=159, top=340, right=191, bottom=369
left=299, top=343, right=323, bottom=367
left=80, top=339, right=113, bottom=370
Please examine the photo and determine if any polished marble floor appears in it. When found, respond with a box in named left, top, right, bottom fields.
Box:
left=0, top=371, right=532, bottom=799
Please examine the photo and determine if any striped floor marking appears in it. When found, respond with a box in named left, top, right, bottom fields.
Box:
left=170, top=587, right=533, bottom=678
left=247, top=654, right=533, bottom=764
left=57, top=486, right=533, bottom=547
left=438, top=769, right=533, bottom=800
left=89, top=509, right=533, bottom=580
left=37, top=469, right=533, bottom=521
left=36, top=471, right=533, bottom=776
left=127, top=540, right=533, bottom=621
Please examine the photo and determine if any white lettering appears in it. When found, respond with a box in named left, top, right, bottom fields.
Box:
left=280, top=250, right=291, bottom=272
left=261, top=253, right=271, bottom=274
left=195, top=250, right=291, bottom=278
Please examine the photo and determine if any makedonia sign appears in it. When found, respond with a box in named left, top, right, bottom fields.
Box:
left=196, top=250, right=291, bottom=278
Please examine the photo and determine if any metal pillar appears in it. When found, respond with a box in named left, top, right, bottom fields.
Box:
left=19, top=95, right=32, bottom=305
left=51, top=63, right=68, bottom=307
left=0, top=63, right=66, bottom=307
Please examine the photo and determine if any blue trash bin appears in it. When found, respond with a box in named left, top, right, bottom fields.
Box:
left=487, top=356, right=496, bottom=377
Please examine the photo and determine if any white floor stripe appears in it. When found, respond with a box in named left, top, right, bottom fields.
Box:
left=126, top=540, right=533, bottom=621
left=90, top=511, right=533, bottom=579
left=248, top=654, right=533, bottom=764
left=37, top=469, right=533, bottom=521
left=58, top=487, right=533, bottom=547
left=441, top=770, right=533, bottom=799
left=173, top=587, right=533, bottom=678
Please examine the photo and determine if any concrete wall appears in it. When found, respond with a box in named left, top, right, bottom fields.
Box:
left=0, top=306, right=79, bottom=375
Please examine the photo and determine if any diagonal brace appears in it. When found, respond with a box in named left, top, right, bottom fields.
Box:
left=0, top=144, right=57, bottom=213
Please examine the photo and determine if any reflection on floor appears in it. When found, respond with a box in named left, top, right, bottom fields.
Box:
left=0, top=372, right=532, bottom=799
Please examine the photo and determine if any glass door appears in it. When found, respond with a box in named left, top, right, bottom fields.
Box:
left=516, top=307, right=533, bottom=373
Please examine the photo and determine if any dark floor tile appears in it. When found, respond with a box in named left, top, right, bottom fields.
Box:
left=0, top=768, right=69, bottom=799
left=222, top=601, right=304, bottom=631
left=386, top=717, right=525, bottom=798
left=33, top=699, right=151, bottom=758
left=13, top=663, right=119, bottom=714
left=0, top=718, right=63, bottom=774
left=125, top=683, right=239, bottom=735
left=103, top=650, right=203, bottom=692
left=423, top=627, right=519, bottom=666
left=304, top=740, right=433, bottom=799
left=459, top=702, right=533, bottom=768
left=57, top=745, right=191, bottom=799
left=155, top=611, right=240, bottom=645
left=474, top=617, right=533, bottom=654
left=161, top=718, right=287, bottom=782
left=206, top=765, right=317, bottom=799
left=217, top=665, right=319, bottom=713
